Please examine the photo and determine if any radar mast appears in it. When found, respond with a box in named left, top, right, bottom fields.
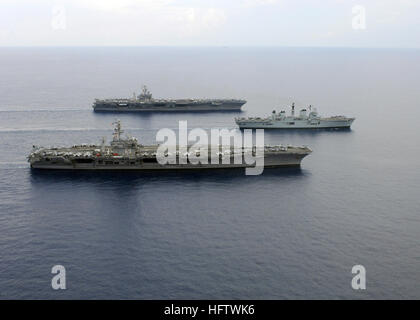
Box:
left=138, top=85, right=153, bottom=101
left=112, top=120, right=123, bottom=141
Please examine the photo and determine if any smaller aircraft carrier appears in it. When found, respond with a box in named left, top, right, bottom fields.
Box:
left=28, top=121, right=311, bottom=171
left=93, top=86, right=246, bottom=112
left=236, top=103, right=355, bottom=129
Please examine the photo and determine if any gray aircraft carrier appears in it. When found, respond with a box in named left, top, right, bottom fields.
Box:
left=236, top=103, right=355, bottom=129
left=92, top=86, right=246, bottom=112
left=28, top=121, right=311, bottom=171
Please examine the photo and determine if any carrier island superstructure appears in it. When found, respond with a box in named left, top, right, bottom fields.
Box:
left=93, top=86, right=246, bottom=112
left=236, top=103, right=355, bottom=129
left=28, top=121, right=311, bottom=171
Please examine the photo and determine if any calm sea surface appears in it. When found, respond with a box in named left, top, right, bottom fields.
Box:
left=0, top=47, right=419, bottom=299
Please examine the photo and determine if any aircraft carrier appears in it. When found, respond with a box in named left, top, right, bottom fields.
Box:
left=236, top=103, right=355, bottom=129
left=92, top=86, right=246, bottom=112
left=28, top=121, right=311, bottom=171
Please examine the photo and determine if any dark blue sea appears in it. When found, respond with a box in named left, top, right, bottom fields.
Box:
left=0, top=47, right=419, bottom=299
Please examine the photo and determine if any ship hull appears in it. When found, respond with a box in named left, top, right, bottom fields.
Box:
left=93, top=101, right=245, bottom=112
left=30, top=153, right=308, bottom=171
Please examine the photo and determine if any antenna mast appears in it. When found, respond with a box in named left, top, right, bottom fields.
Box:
left=112, top=120, right=123, bottom=141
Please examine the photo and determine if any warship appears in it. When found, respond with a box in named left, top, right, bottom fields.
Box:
left=28, top=121, right=311, bottom=171
left=235, top=103, right=355, bottom=129
left=92, top=86, right=246, bottom=112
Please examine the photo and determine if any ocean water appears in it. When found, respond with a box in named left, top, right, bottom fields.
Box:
left=0, top=47, right=419, bottom=299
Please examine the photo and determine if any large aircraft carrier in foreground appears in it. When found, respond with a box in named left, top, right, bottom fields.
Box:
left=93, top=86, right=246, bottom=112
left=28, top=121, right=311, bottom=171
